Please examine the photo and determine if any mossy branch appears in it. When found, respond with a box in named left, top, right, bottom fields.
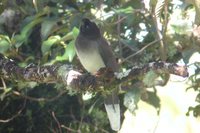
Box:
left=0, top=54, right=188, bottom=93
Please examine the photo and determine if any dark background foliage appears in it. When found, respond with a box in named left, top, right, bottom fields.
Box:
left=0, top=0, right=200, bottom=132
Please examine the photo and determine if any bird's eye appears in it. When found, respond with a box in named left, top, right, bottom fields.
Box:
left=85, top=24, right=90, bottom=29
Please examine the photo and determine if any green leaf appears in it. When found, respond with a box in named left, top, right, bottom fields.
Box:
left=55, top=40, right=76, bottom=62
left=0, top=35, right=11, bottom=53
left=41, top=35, right=61, bottom=55
left=113, top=6, right=134, bottom=14
left=13, top=34, right=26, bottom=48
left=13, top=17, right=44, bottom=47
left=41, top=19, right=57, bottom=40
left=17, top=81, right=37, bottom=90
left=143, top=70, right=158, bottom=87
left=0, top=40, right=10, bottom=53
left=88, top=100, right=98, bottom=114
left=0, top=87, right=12, bottom=101
left=21, top=17, right=44, bottom=38
left=60, top=31, right=74, bottom=42
left=182, top=49, right=199, bottom=65
left=65, top=40, right=76, bottom=62
left=72, top=27, right=79, bottom=38
left=124, top=88, right=141, bottom=113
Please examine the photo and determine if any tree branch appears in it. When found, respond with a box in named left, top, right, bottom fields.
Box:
left=0, top=54, right=188, bottom=93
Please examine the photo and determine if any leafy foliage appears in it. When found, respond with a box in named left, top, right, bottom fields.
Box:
left=0, top=0, right=200, bottom=132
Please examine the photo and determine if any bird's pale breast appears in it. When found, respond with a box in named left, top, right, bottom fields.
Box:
left=75, top=43, right=105, bottom=73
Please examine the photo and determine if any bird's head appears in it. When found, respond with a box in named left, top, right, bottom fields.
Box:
left=80, top=18, right=101, bottom=39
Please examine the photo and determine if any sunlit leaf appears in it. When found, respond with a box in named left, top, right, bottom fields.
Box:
left=55, top=40, right=76, bottom=62
left=42, top=35, right=61, bottom=55
left=72, top=27, right=79, bottom=38
left=113, top=6, right=134, bottom=14
left=0, top=87, right=12, bottom=101
left=60, top=31, right=74, bottom=42
left=124, top=88, right=141, bottom=113
left=143, top=70, right=158, bottom=87
left=0, top=35, right=11, bottom=53
left=0, top=39, right=10, bottom=53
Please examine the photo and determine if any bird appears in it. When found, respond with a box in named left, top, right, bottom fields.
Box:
left=75, top=18, right=120, bottom=131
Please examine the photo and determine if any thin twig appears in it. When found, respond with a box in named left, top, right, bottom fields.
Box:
left=62, top=120, right=110, bottom=133
left=1, top=78, right=6, bottom=88
left=61, top=125, right=79, bottom=133
left=120, top=39, right=138, bottom=52
left=162, top=0, right=169, bottom=35
left=117, top=15, right=123, bottom=58
left=114, top=16, right=127, bottom=25
left=12, top=90, right=66, bottom=102
left=152, top=2, right=166, bottom=61
left=0, top=99, right=26, bottom=123
left=78, top=104, right=85, bottom=132
left=121, top=39, right=161, bottom=64
left=52, top=111, right=62, bottom=133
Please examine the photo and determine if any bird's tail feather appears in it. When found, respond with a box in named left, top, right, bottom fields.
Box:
left=104, top=91, right=120, bottom=131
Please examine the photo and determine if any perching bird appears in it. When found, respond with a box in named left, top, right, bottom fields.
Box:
left=75, top=18, right=120, bottom=131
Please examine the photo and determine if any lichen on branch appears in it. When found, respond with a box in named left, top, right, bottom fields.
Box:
left=0, top=54, right=188, bottom=93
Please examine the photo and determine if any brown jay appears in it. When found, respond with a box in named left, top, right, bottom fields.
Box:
left=75, top=18, right=120, bottom=131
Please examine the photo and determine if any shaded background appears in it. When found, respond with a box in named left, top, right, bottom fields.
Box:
left=0, top=0, right=200, bottom=132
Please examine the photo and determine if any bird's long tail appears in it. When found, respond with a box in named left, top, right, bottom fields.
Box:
left=104, top=90, right=120, bottom=131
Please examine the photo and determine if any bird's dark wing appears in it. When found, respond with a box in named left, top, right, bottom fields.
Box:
left=97, top=37, right=119, bottom=72
left=97, top=37, right=121, bottom=131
